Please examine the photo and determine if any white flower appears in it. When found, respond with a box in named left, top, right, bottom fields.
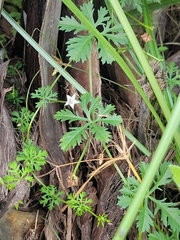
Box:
left=65, top=93, right=79, bottom=109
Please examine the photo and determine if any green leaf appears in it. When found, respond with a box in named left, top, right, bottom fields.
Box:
left=151, top=197, right=180, bottom=233
left=118, top=177, right=140, bottom=208
left=66, top=35, right=93, bottom=63
left=54, top=109, right=87, bottom=123
left=97, top=213, right=111, bottom=227
left=88, top=95, right=102, bottom=115
left=136, top=198, right=154, bottom=232
left=150, top=162, right=172, bottom=193
left=101, top=22, right=127, bottom=46
left=117, top=195, right=133, bottom=208
left=16, top=140, right=47, bottom=172
left=66, top=192, right=93, bottom=216
left=60, top=124, right=88, bottom=151
left=95, top=6, right=109, bottom=27
left=169, top=164, right=180, bottom=189
left=166, top=62, right=180, bottom=90
left=59, top=16, right=86, bottom=34
left=40, top=185, right=64, bottom=210
left=31, top=86, right=57, bottom=109
left=139, top=162, right=149, bottom=179
left=148, top=231, right=173, bottom=240
left=25, top=175, right=34, bottom=183
left=80, top=93, right=93, bottom=118
left=96, top=41, right=115, bottom=64
left=12, top=108, right=34, bottom=133
left=100, top=114, right=122, bottom=126
left=99, top=104, right=115, bottom=115
left=80, top=1, right=95, bottom=24
left=90, top=124, right=110, bottom=143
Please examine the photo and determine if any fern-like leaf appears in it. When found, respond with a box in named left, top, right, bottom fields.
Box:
left=90, top=124, right=110, bottom=143
left=59, top=16, right=85, bottom=34
left=117, top=195, right=133, bottom=209
left=149, top=162, right=172, bottom=194
left=100, top=114, right=122, bottom=126
left=148, top=231, right=173, bottom=240
left=150, top=197, right=180, bottom=233
left=60, top=124, right=88, bottom=151
left=136, top=198, right=154, bottom=232
left=66, top=35, right=93, bottom=63
left=54, top=109, right=87, bottom=123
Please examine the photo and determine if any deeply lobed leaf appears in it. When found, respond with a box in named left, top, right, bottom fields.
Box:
left=54, top=109, right=87, bottom=123
left=150, top=197, right=180, bottom=233
left=136, top=198, right=154, bottom=232
left=59, top=16, right=86, bottom=34
left=66, top=35, right=93, bottom=63
left=60, top=124, right=88, bottom=151
left=90, top=124, right=110, bottom=143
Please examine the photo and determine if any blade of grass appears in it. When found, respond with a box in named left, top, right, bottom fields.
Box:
left=1, top=9, right=87, bottom=95
left=113, top=93, right=180, bottom=240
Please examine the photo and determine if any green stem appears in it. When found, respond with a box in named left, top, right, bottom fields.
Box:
left=33, top=173, right=46, bottom=187
left=89, top=54, right=93, bottom=96
left=73, top=137, right=91, bottom=176
left=26, top=70, right=40, bottom=110
left=26, top=106, right=40, bottom=140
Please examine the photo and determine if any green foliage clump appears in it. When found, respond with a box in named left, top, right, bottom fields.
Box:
left=1, top=140, right=47, bottom=190
left=6, top=86, right=24, bottom=107
left=12, top=108, right=33, bottom=136
left=31, top=85, right=58, bottom=109
left=40, top=185, right=64, bottom=210
left=117, top=162, right=180, bottom=237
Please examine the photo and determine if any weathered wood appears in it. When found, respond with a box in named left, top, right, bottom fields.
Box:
left=0, top=60, right=16, bottom=202
left=38, top=1, right=69, bottom=239
left=24, top=0, right=46, bottom=90
left=0, top=106, right=16, bottom=202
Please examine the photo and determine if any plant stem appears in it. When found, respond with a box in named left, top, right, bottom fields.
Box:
left=26, top=70, right=40, bottom=110
left=33, top=173, right=46, bottom=187
left=73, top=137, right=91, bottom=176
left=26, top=106, right=40, bottom=140
left=88, top=54, right=93, bottom=96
